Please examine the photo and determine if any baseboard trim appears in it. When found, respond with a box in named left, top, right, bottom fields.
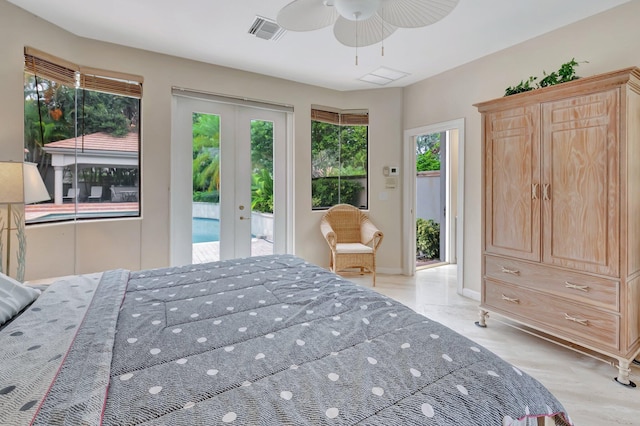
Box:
left=462, top=288, right=480, bottom=301
left=377, top=267, right=404, bottom=275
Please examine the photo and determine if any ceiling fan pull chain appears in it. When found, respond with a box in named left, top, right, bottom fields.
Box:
left=381, top=6, right=384, bottom=57
left=355, top=15, right=359, bottom=65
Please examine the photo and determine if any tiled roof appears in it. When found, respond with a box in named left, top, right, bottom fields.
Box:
left=44, top=132, right=138, bottom=153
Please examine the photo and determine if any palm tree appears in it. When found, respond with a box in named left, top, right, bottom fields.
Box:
left=192, top=113, right=221, bottom=194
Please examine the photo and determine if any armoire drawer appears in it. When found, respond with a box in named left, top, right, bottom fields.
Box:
left=484, top=255, right=619, bottom=311
left=484, top=279, right=620, bottom=351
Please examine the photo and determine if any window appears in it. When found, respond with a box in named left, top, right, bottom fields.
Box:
left=311, top=107, right=368, bottom=210
left=23, top=47, right=142, bottom=224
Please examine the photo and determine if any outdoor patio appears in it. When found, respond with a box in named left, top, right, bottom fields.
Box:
left=192, top=238, right=274, bottom=264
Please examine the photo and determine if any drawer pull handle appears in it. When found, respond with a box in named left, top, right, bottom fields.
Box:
left=564, top=313, right=589, bottom=326
left=500, top=266, right=520, bottom=276
left=565, top=282, right=590, bottom=292
left=531, top=183, right=539, bottom=200
left=501, top=294, right=520, bottom=304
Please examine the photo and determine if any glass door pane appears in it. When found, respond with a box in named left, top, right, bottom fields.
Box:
left=250, top=119, right=274, bottom=257
left=191, top=112, right=221, bottom=263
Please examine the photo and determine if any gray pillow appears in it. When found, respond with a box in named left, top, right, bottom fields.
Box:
left=0, top=272, right=41, bottom=326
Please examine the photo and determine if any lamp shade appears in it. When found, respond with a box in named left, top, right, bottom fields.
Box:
left=0, top=162, right=25, bottom=204
left=23, top=162, right=50, bottom=204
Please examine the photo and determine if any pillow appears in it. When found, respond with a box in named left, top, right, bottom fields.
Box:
left=0, top=272, right=41, bottom=327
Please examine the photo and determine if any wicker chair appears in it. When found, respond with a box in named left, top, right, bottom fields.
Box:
left=320, top=204, right=384, bottom=286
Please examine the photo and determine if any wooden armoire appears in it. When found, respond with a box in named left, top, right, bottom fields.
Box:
left=475, top=67, right=640, bottom=386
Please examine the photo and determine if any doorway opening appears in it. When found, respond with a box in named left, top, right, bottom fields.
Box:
left=415, top=131, right=447, bottom=270
left=403, top=119, right=464, bottom=294
left=171, top=90, right=292, bottom=267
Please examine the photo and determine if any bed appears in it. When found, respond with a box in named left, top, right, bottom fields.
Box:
left=1, top=254, right=572, bottom=425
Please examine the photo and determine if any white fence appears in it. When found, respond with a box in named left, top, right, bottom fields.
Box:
left=416, top=171, right=440, bottom=223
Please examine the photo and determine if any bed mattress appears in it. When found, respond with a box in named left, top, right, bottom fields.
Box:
left=0, top=254, right=572, bottom=425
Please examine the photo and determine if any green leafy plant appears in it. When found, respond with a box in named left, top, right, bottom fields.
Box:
left=251, top=169, right=274, bottom=213
left=504, top=76, right=538, bottom=96
left=193, top=190, right=219, bottom=203
left=416, top=218, right=440, bottom=260
left=504, top=59, right=584, bottom=96
left=416, top=150, right=441, bottom=172
left=312, top=178, right=363, bottom=209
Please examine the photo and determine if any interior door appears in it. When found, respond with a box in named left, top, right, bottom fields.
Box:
left=171, top=96, right=287, bottom=265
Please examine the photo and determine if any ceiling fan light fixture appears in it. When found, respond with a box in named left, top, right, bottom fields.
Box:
left=334, top=0, right=381, bottom=21
left=277, top=0, right=459, bottom=62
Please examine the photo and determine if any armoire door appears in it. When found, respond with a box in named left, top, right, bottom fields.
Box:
left=484, top=105, right=541, bottom=261
left=541, top=89, right=620, bottom=276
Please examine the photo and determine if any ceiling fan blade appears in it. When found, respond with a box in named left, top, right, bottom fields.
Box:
left=380, top=0, right=460, bottom=28
left=333, top=15, right=397, bottom=47
left=277, top=0, right=339, bottom=31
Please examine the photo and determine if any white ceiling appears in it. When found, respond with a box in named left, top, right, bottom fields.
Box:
left=8, top=0, right=630, bottom=91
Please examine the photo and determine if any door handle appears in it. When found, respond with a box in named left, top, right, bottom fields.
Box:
left=543, top=184, right=550, bottom=200
left=239, top=216, right=251, bottom=221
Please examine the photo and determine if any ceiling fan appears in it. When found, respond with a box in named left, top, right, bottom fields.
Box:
left=277, top=0, right=460, bottom=51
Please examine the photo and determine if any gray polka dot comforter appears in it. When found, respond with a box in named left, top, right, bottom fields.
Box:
left=0, top=255, right=572, bottom=425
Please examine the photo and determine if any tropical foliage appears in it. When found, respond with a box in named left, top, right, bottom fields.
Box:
left=416, top=133, right=441, bottom=172
left=250, top=120, right=274, bottom=213
left=311, top=120, right=367, bottom=208
left=24, top=74, right=140, bottom=188
left=192, top=113, right=220, bottom=196
left=191, top=115, right=275, bottom=213
left=312, top=178, right=363, bottom=208
left=416, top=218, right=440, bottom=260
left=251, top=169, right=274, bottom=213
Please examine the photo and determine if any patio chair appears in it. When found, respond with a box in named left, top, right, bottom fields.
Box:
left=87, top=186, right=103, bottom=202
left=63, top=188, right=79, bottom=202
left=320, top=204, right=383, bottom=286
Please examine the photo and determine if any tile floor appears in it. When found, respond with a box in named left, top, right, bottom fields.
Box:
left=342, top=265, right=639, bottom=426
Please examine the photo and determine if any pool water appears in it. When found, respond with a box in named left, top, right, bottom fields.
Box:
left=27, top=210, right=138, bottom=223
left=192, top=217, right=220, bottom=243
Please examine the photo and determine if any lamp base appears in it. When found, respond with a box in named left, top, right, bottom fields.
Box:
left=0, top=203, right=26, bottom=281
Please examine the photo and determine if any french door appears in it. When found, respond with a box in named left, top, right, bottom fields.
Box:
left=171, top=94, right=288, bottom=265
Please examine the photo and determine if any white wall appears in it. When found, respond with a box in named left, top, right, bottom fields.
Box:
left=0, top=0, right=404, bottom=280
left=402, top=1, right=640, bottom=294
left=3, top=1, right=640, bottom=284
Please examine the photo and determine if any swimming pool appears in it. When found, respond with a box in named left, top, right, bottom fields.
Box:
left=26, top=210, right=139, bottom=223
left=192, top=217, right=220, bottom=243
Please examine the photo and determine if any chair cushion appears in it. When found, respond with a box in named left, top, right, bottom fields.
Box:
left=335, top=243, right=373, bottom=254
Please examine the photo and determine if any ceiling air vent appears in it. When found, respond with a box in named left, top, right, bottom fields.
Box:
left=248, top=16, right=286, bottom=41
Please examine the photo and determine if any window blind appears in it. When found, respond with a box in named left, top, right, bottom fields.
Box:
left=24, top=49, right=78, bottom=87
left=24, top=47, right=143, bottom=98
left=311, top=108, right=368, bottom=126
